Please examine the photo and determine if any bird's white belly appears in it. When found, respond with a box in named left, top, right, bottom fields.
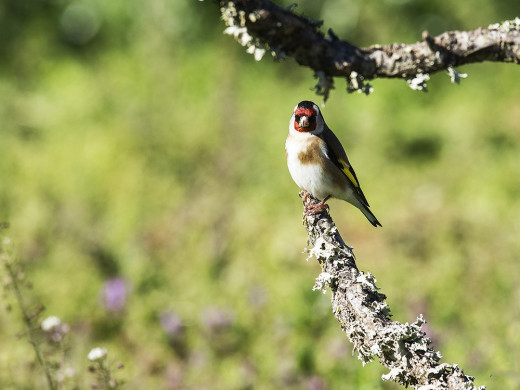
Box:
left=287, top=153, right=331, bottom=200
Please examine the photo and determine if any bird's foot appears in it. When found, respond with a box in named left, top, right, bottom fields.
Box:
left=304, top=198, right=330, bottom=216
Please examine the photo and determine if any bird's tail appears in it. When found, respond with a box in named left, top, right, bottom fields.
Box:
left=359, top=204, right=382, bottom=227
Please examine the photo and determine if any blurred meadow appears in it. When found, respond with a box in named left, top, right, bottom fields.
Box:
left=1, top=0, right=520, bottom=389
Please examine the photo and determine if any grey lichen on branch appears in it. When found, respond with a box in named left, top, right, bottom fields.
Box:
left=217, top=0, right=520, bottom=99
left=301, top=192, right=485, bottom=389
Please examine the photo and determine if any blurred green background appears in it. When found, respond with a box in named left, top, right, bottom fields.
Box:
left=1, top=0, right=520, bottom=389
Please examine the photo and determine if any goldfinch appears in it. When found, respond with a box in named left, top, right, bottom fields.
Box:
left=285, top=101, right=382, bottom=227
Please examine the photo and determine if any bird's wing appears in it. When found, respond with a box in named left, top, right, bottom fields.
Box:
left=320, top=125, right=370, bottom=206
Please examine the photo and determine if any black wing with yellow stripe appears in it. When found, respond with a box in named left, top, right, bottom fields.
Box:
left=319, top=125, right=370, bottom=206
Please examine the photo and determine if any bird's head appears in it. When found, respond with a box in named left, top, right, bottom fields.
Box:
left=292, top=101, right=322, bottom=133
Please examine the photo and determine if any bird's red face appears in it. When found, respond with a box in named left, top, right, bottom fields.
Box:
left=293, top=107, right=318, bottom=132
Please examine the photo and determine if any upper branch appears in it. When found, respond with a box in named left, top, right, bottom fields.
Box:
left=218, top=0, right=520, bottom=96
left=301, top=194, right=485, bottom=389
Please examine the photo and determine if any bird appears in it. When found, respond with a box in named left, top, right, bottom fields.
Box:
left=285, top=100, right=382, bottom=227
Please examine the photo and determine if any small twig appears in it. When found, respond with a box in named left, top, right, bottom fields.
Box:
left=1, top=241, right=56, bottom=390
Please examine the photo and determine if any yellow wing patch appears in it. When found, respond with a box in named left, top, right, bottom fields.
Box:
left=338, top=158, right=359, bottom=187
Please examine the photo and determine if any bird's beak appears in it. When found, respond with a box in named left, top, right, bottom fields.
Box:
left=298, top=115, right=310, bottom=128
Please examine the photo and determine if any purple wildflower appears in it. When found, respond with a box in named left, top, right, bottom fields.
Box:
left=160, top=311, right=184, bottom=339
left=201, top=307, right=235, bottom=333
left=102, top=277, right=128, bottom=313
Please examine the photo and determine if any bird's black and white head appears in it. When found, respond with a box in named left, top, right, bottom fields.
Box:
left=289, top=101, right=324, bottom=135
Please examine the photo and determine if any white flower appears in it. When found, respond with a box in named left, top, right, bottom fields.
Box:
left=88, top=347, right=107, bottom=361
left=41, top=316, right=61, bottom=331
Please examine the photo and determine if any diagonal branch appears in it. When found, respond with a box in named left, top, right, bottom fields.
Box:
left=217, top=0, right=520, bottom=97
left=301, top=193, right=485, bottom=390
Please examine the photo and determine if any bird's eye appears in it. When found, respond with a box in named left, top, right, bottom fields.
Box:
left=294, top=115, right=300, bottom=122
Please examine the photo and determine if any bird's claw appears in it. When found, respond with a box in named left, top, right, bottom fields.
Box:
left=301, top=191, right=330, bottom=216
left=304, top=201, right=330, bottom=216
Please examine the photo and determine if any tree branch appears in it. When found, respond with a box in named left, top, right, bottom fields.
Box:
left=217, top=0, right=520, bottom=97
left=301, top=194, right=484, bottom=390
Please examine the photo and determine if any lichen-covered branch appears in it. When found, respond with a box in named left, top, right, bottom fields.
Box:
left=301, top=194, right=485, bottom=390
left=217, top=0, right=520, bottom=98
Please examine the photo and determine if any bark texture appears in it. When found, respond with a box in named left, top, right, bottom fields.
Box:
left=218, top=0, right=520, bottom=97
left=302, top=193, right=485, bottom=390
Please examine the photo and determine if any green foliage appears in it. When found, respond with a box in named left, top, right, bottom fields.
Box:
left=1, top=0, right=520, bottom=389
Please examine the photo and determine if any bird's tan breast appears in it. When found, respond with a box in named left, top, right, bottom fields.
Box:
left=296, top=139, right=323, bottom=165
